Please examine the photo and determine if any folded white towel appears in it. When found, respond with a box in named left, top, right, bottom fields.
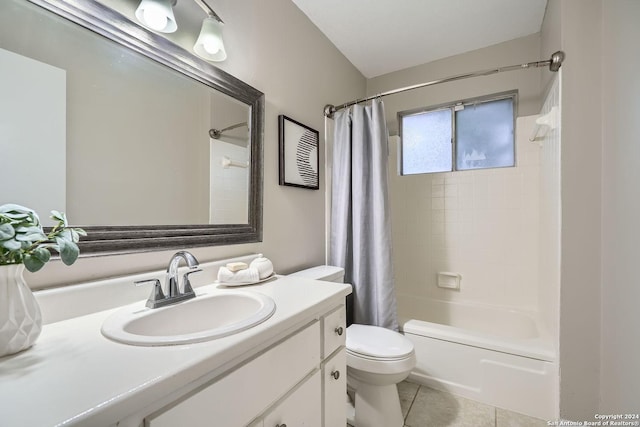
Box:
left=250, top=255, right=274, bottom=279
left=217, top=266, right=260, bottom=284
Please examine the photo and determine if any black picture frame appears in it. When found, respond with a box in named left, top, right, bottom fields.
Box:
left=278, top=115, right=319, bottom=190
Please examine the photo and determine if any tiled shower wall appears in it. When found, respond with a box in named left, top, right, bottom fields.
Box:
left=537, top=74, right=561, bottom=337
left=389, top=115, right=542, bottom=311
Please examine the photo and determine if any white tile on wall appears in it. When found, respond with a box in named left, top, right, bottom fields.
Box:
left=393, top=115, right=541, bottom=311
left=537, top=75, right=561, bottom=339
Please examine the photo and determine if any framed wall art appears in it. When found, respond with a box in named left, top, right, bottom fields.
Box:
left=278, top=115, right=319, bottom=190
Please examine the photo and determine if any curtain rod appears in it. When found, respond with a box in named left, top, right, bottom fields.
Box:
left=209, top=122, right=248, bottom=139
left=324, top=51, right=565, bottom=118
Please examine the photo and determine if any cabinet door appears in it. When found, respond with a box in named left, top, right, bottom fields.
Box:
left=146, top=322, right=320, bottom=427
left=322, top=306, right=346, bottom=358
left=323, top=348, right=346, bottom=427
left=263, top=371, right=321, bottom=427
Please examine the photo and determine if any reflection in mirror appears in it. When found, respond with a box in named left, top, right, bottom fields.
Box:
left=0, top=0, right=263, bottom=253
left=209, top=97, right=250, bottom=225
left=0, top=47, right=67, bottom=227
left=2, top=0, right=250, bottom=226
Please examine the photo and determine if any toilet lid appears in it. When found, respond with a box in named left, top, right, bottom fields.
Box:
left=346, top=324, right=414, bottom=359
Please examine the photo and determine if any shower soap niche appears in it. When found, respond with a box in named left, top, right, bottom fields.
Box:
left=437, top=272, right=461, bottom=290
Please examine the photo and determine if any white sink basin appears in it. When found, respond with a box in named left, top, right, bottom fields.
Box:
left=101, top=287, right=276, bottom=346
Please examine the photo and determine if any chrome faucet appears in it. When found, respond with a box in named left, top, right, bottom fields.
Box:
left=135, top=251, right=202, bottom=309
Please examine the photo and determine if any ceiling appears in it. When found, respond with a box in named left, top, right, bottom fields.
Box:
left=291, top=0, right=548, bottom=78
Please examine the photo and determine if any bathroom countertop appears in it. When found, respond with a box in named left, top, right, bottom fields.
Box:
left=0, top=276, right=351, bottom=427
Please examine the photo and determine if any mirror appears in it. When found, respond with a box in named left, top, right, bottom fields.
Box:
left=0, top=0, right=264, bottom=254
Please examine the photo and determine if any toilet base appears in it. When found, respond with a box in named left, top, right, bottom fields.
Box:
left=346, top=393, right=355, bottom=426
left=351, top=382, right=404, bottom=427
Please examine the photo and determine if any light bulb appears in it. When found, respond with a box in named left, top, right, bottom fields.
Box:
left=203, top=37, right=222, bottom=55
left=143, top=4, right=168, bottom=31
left=135, top=0, right=177, bottom=33
left=193, top=17, right=227, bottom=62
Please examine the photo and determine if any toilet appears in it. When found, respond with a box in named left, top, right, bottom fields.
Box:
left=289, top=266, right=416, bottom=427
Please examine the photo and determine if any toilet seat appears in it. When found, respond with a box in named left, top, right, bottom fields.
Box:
left=346, top=324, right=416, bottom=375
left=346, top=349, right=410, bottom=362
left=347, top=349, right=416, bottom=376
left=346, top=324, right=414, bottom=359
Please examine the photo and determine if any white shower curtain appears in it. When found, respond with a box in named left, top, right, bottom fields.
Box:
left=329, top=99, right=398, bottom=331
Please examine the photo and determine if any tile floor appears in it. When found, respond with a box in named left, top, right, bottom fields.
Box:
left=397, top=380, right=548, bottom=427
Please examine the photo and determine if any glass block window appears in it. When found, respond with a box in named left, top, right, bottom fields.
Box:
left=399, top=92, right=516, bottom=175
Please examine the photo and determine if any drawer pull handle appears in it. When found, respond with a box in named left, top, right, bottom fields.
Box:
left=331, top=370, right=340, bottom=380
left=276, top=424, right=287, bottom=427
left=334, top=326, right=344, bottom=336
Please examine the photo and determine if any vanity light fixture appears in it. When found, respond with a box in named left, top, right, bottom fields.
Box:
left=192, top=0, right=227, bottom=62
left=135, top=0, right=227, bottom=61
left=135, top=0, right=178, bottom=33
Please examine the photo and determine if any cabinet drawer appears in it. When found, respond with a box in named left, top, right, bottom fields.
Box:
left=147, top=321, right=320, bottom=427
left=322, top=348, right=346, bottom=427
left=322, top=306, right=346, bottom=358
left=263, top=370, right=321, bottom=427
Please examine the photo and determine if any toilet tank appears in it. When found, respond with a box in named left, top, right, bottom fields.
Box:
left=289, top=265, right=345, bottom=283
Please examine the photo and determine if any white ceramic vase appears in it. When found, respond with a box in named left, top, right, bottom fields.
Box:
left=0, top=264, right=42, bottom=358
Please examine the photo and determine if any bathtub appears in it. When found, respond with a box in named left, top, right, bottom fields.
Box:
left=397, top=294, right=558, bottom=420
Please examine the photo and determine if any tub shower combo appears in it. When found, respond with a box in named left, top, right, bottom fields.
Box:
left=324, top=52, right=564, bottom=421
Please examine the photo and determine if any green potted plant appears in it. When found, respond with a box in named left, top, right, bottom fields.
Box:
left=0, top=204, right=86, bottom=358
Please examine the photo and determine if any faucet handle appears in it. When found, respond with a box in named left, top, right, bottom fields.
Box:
left=135, top=278, right=164, bottom=308
left=182, top=268, right=202, bottom=295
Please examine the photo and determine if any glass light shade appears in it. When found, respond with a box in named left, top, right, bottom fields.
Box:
left=193, top=17, right=227, bottom=62
left=135, top=0, right=177, bottom=33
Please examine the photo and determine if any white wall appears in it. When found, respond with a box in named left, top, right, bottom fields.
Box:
left=560, top=1, right=604, bottom=414
left=542, top=0, right=603, bottom=418
left=23, top=0, right=365, bottom=289
left=600, top=0, right=640, bottom=412
left=0, top=48, right=66, bottom=227
left=543, top=0, right=640, bottom=418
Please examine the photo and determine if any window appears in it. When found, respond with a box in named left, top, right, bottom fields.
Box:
left=398, top=92, right=516, bottom=175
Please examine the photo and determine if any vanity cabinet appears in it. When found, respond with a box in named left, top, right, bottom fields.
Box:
left=252, top=371, right=322, bottom=427
left=145, top=305, right=346, bottom=427
left=322, top=306, right=346, bottom=358
left=321, top=306, right=348, bottom=426
left=323, top=348, right=347, bottom=427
